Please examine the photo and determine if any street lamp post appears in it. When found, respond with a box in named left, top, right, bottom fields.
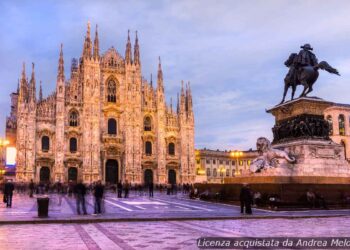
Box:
left=219, top=166, right=225, bottom=184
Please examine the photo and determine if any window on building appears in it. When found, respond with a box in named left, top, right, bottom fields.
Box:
left=168, top=142, right=175, bottom=155
left=219, top=160, right=223, bottom=164
left=232, top=161, right=236, bottom=166
left=213, top=168, right=217, bottom=177
left=339, top=114, right=345, bottom=136
left=107, top=79, right=116, bottom=102
left=247, top=160, right=251, bottom=166
left=69, top=111, right=79, bottom=127
left=206, top=168, right=211, bottom=176
left=213, top=160, right=216, bottom=164
left=232, top=169, right=235, bottom=177
left=220, top=170, right=224, bottom=177
left=145, top=141, right=152, bottom=155
left=196, top=159, right=200, bottom=164
left=144, top=117, right=152, bottom=131
left=206, top=159, right=210, bottom=164
left=327, top=115, right=333, bottom=135
left=226, top=161, right=229, bottom=165
left=69, top=138, right=77, bottom=153
left=239, top=160, right=243, bottom=166
left=42, top=136, right=50, bottom=152
left=108, top=118, right=117, bottom=135
left=226, top=169, right=230, bottom=177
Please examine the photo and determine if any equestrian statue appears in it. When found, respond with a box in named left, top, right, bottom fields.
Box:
left=280, top=44, right=340, bottom=104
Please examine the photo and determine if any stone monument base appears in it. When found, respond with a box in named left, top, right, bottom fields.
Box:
left=238, top=139, right=349, bottom=184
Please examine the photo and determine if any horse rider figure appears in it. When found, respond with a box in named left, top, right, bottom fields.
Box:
left=280, top=43, right=339, bottom=104
left=285, top=44, right=318, bottom=89
left=295, top=44, right=318, bottom=67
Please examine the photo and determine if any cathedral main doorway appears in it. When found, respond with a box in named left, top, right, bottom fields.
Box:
left=105, top=159, right=118, bottom=184
left=40, top=167, right=50, bottom=183
left=168, top=169, right=176, bottom=184
left=144, top=169, right=153, bottom=186
left=68, top=167, right=78, bottom=182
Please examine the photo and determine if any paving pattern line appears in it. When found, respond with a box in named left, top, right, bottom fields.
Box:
left=104, top=199, right=133, bottom=212
left=153, top=198, right=213, bottom=212
left=74, top=224, right=102, bottom=250
left=94, top=223, right=136, bottom=250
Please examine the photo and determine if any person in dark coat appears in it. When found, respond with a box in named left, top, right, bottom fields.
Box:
left=240, top=184, right=253, bottom=214
left=74, top=180, right=87, bottom=215
left=4, top=180, right=15, bottom=208
left=117, top=181, right=123, bottom=198
left=93, top=180, right=104, bottom=214
left=149, top=182, right=154, bottom=198
left=29, top=179, right=35, bottom=198
left=124, top=180, right=129, bottom=198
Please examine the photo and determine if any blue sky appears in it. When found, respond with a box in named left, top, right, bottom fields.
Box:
left=1, top=0, right=350, bottom=151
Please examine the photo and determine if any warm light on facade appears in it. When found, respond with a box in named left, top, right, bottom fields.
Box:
left=6, top=147, right=16, bottom=166
left=0, top=139, right=9, bottom=147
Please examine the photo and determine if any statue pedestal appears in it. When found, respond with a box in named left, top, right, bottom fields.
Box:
left=243, top=97, right=350, bottom=184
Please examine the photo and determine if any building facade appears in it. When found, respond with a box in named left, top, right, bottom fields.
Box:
left=195, top=149, right=259, bottom=183
left=6, top=23, right=195, bottom=184
left=324, top=103, right=350, bottom=161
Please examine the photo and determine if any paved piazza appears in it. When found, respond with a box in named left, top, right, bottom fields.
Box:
left=0, top=192, right=350, bottom=249
left=1, top=217, right=350, bottom=249
left=1, top=192, right=349, bottom=222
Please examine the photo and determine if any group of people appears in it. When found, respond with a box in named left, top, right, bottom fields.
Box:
left=74, top=180, right=105, bottom=215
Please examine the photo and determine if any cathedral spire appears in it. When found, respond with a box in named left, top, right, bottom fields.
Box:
left=157, top=56, right=163, bottom=91
left=29, top=62, right=36, bottom=102
left=125, top=30, right=132, bottom=64
left=177, top=93, right=180, bottom=114
left=39, top=81, right=43, bottom=102
left=93, top=24, right=99, bottom=60
left=150, top=73, right=153, bottom=88
left=134, top=31, right=140, bottom=65
left=170, top=97, right=173, bottom=113
left=57, top=44, right=65, bottom=82
left=82, top=21, right=92, bottom=59
left=21, top=62, right=26, bottom=81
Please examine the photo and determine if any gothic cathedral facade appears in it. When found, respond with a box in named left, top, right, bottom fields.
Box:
left=8, top=23, right=195, bottom=184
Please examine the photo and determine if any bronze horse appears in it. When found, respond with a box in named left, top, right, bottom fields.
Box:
left=280, top=53, right=340, bottom=104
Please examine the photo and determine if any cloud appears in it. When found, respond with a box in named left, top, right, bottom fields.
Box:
left=1, top=0, right=350, bottom=151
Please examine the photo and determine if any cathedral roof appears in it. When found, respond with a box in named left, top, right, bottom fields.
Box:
left=101, top=47, right=124, bottom=67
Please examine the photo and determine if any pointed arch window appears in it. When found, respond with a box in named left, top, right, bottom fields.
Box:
left=144, top=117, right=152, bottom=131
left=339, top=114, right=345, bottom=136
left=145, top=141, right=152, bottom=155
left=108, top=118, right=117, bottom=135
left=107, top=80, right=116, bottom=102
left=327, top=115, right=333, bottom=135
left=42, top=136, right=50, bottom=152
left=69, top=111, right=79, bottom=127
left=168, top=143, right=175, bottom=155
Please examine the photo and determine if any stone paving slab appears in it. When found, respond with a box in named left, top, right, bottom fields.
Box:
left=1, top=217, right=350, bottom=249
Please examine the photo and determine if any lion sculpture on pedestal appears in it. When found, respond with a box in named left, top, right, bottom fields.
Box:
left=250, top=137, right=296, bottom=173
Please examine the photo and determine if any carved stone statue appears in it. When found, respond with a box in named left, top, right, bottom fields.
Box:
left=250, top=137, right=296, bottom=173
left=280, top=43, right=340, bottom=104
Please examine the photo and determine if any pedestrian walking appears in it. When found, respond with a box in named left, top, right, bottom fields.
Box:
left=3, top=179, right=15, bottom=208
left=29, top=179, right=35, bottom=198
left=240, top=183, right=253, bottom=214
left=93, top=180, right=104, bottom=214
left=149, top=182, right=154, bottom=198
left=74, top=180, right=87, bottom=215
left=117, top=181, right=123, bottom=198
